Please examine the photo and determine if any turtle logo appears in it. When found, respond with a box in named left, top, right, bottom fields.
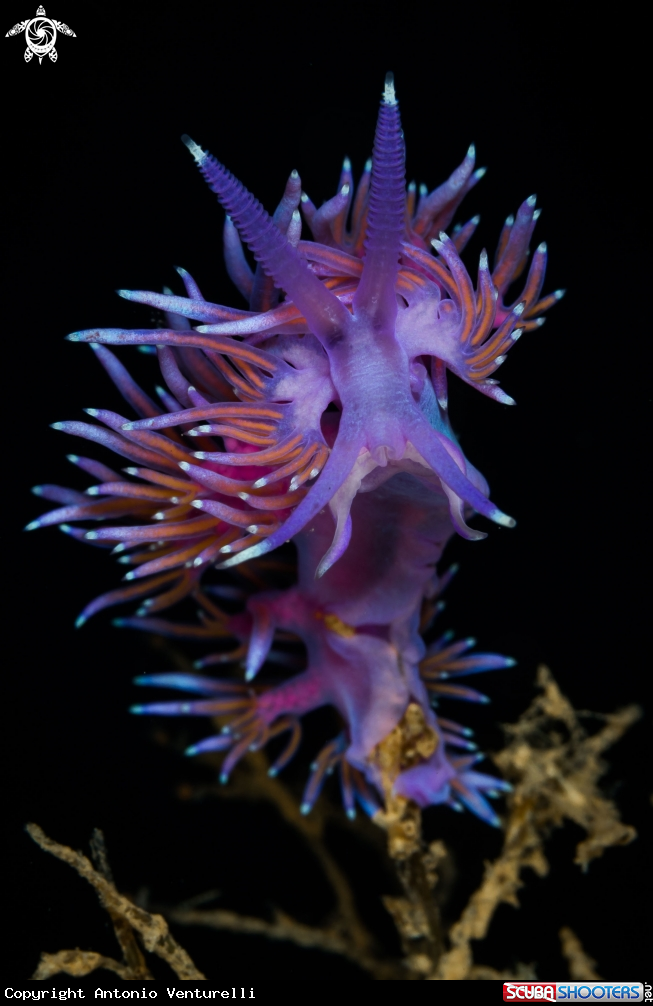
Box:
left=5, top=5, right=76, bottom=63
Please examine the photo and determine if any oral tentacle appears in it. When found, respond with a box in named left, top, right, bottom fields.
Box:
left=315, top=513, right=352, bottom=580
left=217, top=437, right=364, bottom=569
left=408, top=418, right=515, bottom=529
left=244, top=598, right=277, bottom=682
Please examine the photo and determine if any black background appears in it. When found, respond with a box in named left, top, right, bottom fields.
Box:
left=5, top=1, right=649, bottom=982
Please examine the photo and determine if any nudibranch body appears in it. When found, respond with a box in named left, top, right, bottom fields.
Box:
left=30, top=75, right=562, bottom=825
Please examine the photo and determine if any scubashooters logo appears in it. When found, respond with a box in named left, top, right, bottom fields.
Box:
left=5, top=5, right=75, bottom=63
left=503, top=984, right=645, bottom=1002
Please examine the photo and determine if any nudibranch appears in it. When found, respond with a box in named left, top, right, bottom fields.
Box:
left=29, top=74, right=563, bottom=825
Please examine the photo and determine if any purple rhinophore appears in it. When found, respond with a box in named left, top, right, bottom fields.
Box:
left=31, top=74, right=562, bottom=825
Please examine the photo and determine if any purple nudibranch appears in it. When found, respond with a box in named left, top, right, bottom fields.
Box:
left=31, top=73, right=562, bottom=826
